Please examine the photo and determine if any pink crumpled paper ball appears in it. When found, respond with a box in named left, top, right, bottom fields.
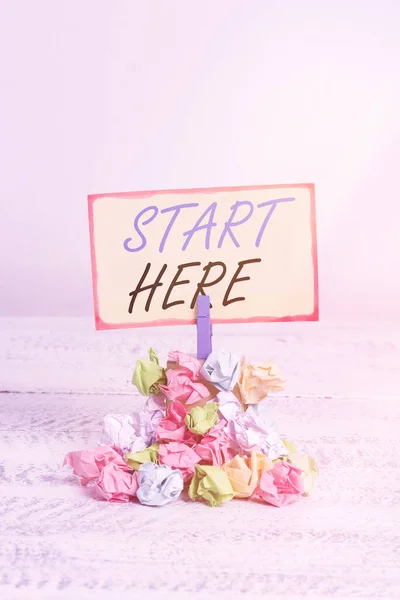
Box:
left=159, top=370, right=209, bottom=407
left=158, top=442, right=201, bottom=482
left=96, top=462, right=138, bottom=503
left=195, top=420, right=237, bottom=466
left=155, top=401, right=198, bottom=445
left=159, top=351, right=210, bottom=407
left=63, top=446, right=124, bottom=486
left=167, top=351, right=202, bottom=378
left=255, top=460, right=304, bottom=507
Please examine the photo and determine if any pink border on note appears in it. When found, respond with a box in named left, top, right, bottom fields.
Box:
left=88, top=183, right=319, bottom=330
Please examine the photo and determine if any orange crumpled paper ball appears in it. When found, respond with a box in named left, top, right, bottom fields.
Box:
left=223, top=450, right=273, bottom=498
left=237, top=362, right=285, bottom=405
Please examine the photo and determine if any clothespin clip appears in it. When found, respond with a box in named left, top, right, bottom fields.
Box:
left=196, top=295, right=212, bottom=359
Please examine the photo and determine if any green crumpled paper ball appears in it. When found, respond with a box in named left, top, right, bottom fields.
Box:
left=185, top=402, right=219, bottom=435
left=132, top=348, right=166, bottom=395
left=125, top=444, right=159, bottom=470
left=188, top=464, right=234, bottom=507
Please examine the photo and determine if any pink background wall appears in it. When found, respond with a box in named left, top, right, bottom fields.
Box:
left=0, top=0, right=399, bottom=321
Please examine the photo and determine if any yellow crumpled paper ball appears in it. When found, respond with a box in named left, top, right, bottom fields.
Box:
left=237, top=361, right=285, bottom=405
left=132, top=348, right=166, bottom=396
left=185, top=402, right=219, bottom=435
left=125, top=444, right=159, bottom=470
left=188, top=464, right=234, bottom=507
left=222, top=450, right=274, bottom=498
left=282, top=440, right=319, bottom=495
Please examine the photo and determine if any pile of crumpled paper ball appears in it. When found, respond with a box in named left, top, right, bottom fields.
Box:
left=64, top=349, right=318, bottom=507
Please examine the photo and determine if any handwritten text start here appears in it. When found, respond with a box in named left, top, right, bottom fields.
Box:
left=122, top=197, right=295, bottom=315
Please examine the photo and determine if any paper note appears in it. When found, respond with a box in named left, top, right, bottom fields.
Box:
left=88, top=184, right=318, bottom=329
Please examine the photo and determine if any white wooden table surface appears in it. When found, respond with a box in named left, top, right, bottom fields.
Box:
left=1, top=318, right=399, bottom=600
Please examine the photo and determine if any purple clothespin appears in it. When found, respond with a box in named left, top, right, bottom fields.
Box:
left=196, top=295, right=212, bottom=359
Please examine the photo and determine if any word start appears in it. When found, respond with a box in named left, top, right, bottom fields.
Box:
left=123, top=197, right=295, bottom=253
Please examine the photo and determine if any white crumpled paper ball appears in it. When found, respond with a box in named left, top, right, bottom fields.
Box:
left=99, top=414, right=145, bottom=455
left=136, top=462, right=184, bottom=507
left=131, top=395, right=165, bottom=448
left=217, top=390, right=242, bottom=422
left=200, top=350, right=241, bottom=392
left=226, top=408, right=287, bottom=460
